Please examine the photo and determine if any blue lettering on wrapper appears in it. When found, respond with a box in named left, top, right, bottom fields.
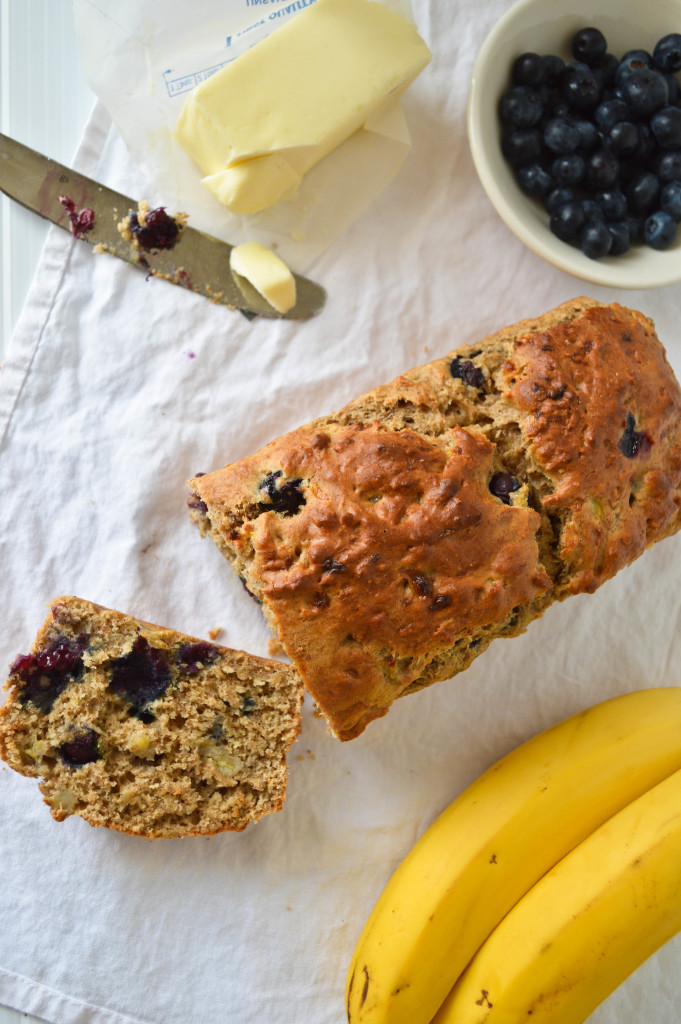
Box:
left=269, top=0, right=317, bottom=18
left=163, top=61, right=230, bottom=97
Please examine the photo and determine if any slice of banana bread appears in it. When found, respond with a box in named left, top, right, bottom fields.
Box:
left=187, top=298, right=681, bottom=741
left=0, top=597, right=303, bottom=837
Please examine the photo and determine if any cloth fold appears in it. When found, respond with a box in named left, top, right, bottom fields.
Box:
left=2, top=1, right=681, bottom=1020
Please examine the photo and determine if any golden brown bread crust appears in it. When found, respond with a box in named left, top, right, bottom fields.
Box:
left=0, top=597, right=304, bottom=837
left=188, top=298, right=681, bottom=740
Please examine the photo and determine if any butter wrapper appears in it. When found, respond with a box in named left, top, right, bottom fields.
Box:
left=73, top=0, right=426, bottom=270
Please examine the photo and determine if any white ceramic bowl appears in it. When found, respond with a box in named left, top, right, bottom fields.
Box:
left=467, top=0, right=681, bottom=289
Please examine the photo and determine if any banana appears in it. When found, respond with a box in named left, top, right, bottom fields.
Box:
left=434, top=764, right=681, bottom=1024
left=345, top=688, right=681, bottom=1024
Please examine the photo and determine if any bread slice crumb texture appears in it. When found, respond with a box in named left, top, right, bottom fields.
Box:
left=0, top=597, right=304, bottom=837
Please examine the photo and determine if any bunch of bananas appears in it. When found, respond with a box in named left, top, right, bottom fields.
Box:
left=346, top=688, right=681, bottom=1024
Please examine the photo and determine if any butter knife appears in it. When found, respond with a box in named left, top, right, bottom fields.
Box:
left=0, top=133, right=326, bottom=320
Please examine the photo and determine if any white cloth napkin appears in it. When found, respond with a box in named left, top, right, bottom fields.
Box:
left=2, top=2, right=681, bottom=1021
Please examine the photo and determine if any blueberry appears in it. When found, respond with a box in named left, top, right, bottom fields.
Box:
left=586, top=148, right=620, bottom=188
left=543, top=117, right=581, bottom=153
left=450, top=358, right=485, bottom=387
left=551, top=153, right=585, bottom=185
left=37, top=635, right=87, bottom=675
left=626, top=214, right=645, bottom=243
left=644, top=210, right=678, bottom=249
left=258, top=470, right=306, bottom=516
left=618, top=413, right=649, bottom=457
left=572, top=118, right=600, bottom=152
left=617, top=157, right=642, bottom=184
left=653, top=33, right=681, bottom=74
left=59, top=728, right=100, bottom=767
left=542, top=54, right=565, bottom=86
left=501, top=128, right=544, bottom=166
left=512, top=53, right=547, bottom=87
left=498, top=28, right=681, bottom=264
left=664, top=73, right=681, bottom=105
left=499, top=86, right=544, bottom=127
left=571, top=27, right=607, bottom=66
left=489, top=473, right=521, bottom=504
left=608, top=221, right=631, bottom=255
left=550, top=100, right=571, bottom=121
left=537, top=83, right=562, bottom=119
left=657, top=150, right=681, bottom=182
left=609, top=83, right=629, bottom=104
left=127, top=207, right=180, bottom=251
left=177, top=642, right=220, bottom=675
left=580, top=219, right=613, bottom=259
left=621, top=48, right=653, bottom=65
left=406, top=570, right=433, bottom=596
left=621, top=67, right=669, bottom=118
left=615, top=50, right=653, bottom=85
left=108, top=635, right=172, bottom=713
left=239, top=576, right=262, bottom=606
left=187, top=492, right=208, bottom=514
left=628, top=171, right=661, bottom=214
left=207, top=720, right=225, bottom=742
left=544, top=185, right=576, bottom=214
left=594, top=53, right=620, bottom=86
left=14, top=633, right=89, bottom=713
left=550, top=200, right=586, bottom=241
left=58, top=196, right=95, bottom=239
left=651, top=107, right=681, bottom=149
left=632, top=123, right=656, bottom=164
left=516, top=163, right=554, bottom=197
left=607, top=120, right=638, bottom=156
left=594, top=97, right=630, bottom=130
left=661, top=181, right=681, bottom=221
left=322, top=558, right=346, bottom=574
left=581, top=198, right=605, bottom=223
left=240, top=696, right=256, bottom=716
left=595, top=188, right=628, bottom=221
left=563, top=62, right=602, bottom=110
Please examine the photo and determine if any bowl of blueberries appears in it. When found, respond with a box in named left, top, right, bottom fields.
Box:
left=468, top=0, right=681, bottom=288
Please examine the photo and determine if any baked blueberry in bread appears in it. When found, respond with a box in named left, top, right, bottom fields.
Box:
left=188, top=298, right=681, bottom=741
left=0, top=597, right=303, bottom=837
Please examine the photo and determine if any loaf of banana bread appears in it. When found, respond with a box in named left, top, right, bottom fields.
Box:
left=187, top=298, right=681, bottom=740
left=0, top=597, right=303, bottom=836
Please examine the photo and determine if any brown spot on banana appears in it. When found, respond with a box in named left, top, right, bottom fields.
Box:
left=361, top=965, right=370, bottom=1007
left=346, top=965, right=355, bottom=1020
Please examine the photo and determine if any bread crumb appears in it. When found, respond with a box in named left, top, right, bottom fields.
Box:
left=267, top=637, right=286, bottom=657
left=208, top=627, right=222, bottom=641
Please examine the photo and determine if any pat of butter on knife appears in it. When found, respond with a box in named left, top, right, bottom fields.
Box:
left=174, top=0, right=431, bottom=215
left=230, top=242, right=297, bottom=314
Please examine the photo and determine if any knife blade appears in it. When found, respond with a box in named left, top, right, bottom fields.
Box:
left=0, top=133, right=326, bottom=320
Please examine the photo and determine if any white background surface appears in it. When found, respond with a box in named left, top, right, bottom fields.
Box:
left=2, top=1, right=681, bottom=1023
left=0, top=8, right=94, bottom=1024
left=0, top=0, right=94, bottom=355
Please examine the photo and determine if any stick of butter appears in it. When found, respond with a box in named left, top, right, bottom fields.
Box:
left=230, top=242, right=297, bottom=314
left=174, top=0, right=431, bottom=215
